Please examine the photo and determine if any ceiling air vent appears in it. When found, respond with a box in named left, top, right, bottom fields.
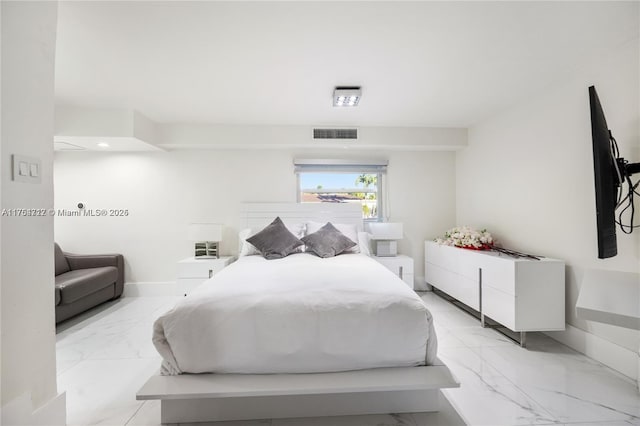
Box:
left=312, top=128, right=358, bottom=140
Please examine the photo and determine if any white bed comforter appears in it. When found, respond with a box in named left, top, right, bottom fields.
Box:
left=153, top=253, right=437, bottom=375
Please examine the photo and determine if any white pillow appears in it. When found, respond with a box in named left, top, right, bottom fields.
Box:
left=306, top=221, right=360, bottom=253
left=238, top=228, right=258, bottom=256
left=238, top=222, right=305, bottom=256
left=358, top=232, right=372, bottom=256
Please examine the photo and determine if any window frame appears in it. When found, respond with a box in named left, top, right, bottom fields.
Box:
left=294, top=159, right=387, bottom=223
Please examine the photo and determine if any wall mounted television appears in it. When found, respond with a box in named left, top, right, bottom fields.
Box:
left=589, top=85, right=639, bottom=259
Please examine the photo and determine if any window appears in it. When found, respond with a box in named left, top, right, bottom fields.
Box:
left=294, top=159, right=387, bottom=221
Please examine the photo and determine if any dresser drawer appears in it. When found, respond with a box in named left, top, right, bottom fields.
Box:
left=455, top=275, right=480, bottom=311
left=427, top=262, right=479, bottom=310
left=456, top=249, right=482, bottom=282
left=482, top=285, right=516, bottom=330
left=426, top=242, right=457, bottom=271
left=480, top=257, right=515, bottom=295
left=426, top=262, right=456, bottom=292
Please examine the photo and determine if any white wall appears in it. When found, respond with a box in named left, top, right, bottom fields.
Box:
left=1, top=0, right=63, bottom=422
left=456, top=39, right=639, bottom=375
left=53, top=149, right=456, bottom=289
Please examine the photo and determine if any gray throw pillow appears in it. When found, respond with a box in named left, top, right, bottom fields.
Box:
left=246, top=217, right=304, bottom=260
left=302, top=222, right=357, bottom=258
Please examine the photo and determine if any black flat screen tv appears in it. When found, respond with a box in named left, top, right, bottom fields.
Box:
left=590, top=86, right=640, bottom=259
left=589, top=85, right=620, bottom=259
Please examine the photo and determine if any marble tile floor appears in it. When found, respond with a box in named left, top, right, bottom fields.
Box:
left=56, top=293, right=640, bottom=426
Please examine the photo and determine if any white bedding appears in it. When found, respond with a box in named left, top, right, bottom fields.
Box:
left=153, top=253, right=438, bottom=375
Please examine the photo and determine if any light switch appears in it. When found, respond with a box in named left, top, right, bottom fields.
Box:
left=12, top=155, right=42, bottom=184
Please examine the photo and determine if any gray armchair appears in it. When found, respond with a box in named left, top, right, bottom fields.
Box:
left=55, top=243, right=124, bottom=323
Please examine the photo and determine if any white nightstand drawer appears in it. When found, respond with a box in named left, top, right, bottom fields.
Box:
left=178, top=262, right=216, bottom=279
left=396, top=259, right=414, bottom=275
left=176, top=256, right=235, bottom=296
left=373, top=255, right=414, bottom=289
left=177, top=257, right=235, bottom=278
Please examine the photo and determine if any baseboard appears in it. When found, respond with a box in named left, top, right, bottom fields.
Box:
left=1, top=392, right=66, bottom=426
left=545, top=324, right=638, bottom=383
left=123, top=281, right=175, bottom=297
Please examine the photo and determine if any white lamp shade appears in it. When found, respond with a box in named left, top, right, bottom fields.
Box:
left=188, top=223, right=223, bottom=242
left=368, top=222, right=403, bottom=240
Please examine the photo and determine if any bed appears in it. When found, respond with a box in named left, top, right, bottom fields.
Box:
left=137, top=203, right=458, bottom=423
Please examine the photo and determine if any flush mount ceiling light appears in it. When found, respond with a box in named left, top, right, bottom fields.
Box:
left=97, top=142, right=110, bottom=149
left=333, top=86, right=361, bottom=107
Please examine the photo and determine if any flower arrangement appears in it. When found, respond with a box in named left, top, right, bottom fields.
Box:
left=435, top=226, right=493, bottom=250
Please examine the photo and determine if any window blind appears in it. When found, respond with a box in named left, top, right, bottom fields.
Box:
left=293, top=159, right=388, bottom=174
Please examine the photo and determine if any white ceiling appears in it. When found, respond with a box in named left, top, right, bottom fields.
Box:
left=55, top=1, right=639, bottom=128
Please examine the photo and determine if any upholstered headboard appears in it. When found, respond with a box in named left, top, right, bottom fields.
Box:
left=239, top=202, right=363, bottom=230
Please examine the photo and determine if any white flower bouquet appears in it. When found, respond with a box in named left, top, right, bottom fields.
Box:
left=435, top=226, right=493, bottom=250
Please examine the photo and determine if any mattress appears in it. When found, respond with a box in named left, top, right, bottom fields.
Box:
left=153, top=253, right=438, bottom=375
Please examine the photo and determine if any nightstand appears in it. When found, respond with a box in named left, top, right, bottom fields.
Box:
left=176, top=256, right=235, bottom=296
left=373, top=254, right=414, bottom=289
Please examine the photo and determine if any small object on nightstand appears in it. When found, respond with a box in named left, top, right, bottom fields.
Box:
left=176, top=256, right=235, bottom=296
left=368, top=222, right=403, bottom=257
left=188, top=223, right=223, bottom=258
left=373, top=254, right=414, bottom=289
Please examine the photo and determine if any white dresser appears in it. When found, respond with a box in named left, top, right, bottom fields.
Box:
left=373, top=255, right=414, bottom=289
left=425, top=241, right=565, bottom=344
left=176, top=256, right=235, bottom=296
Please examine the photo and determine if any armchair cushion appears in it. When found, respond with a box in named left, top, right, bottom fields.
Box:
left=54, top=243, right=71, bottom=276
left=55, top=287, right=61, bottom=306
left=66, top=254, right=122, bottom=270
left=56, top=266, right=118, bottom=304
left=63, top=252, right=125, bottom=299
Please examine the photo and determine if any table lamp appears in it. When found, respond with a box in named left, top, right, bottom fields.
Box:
left=188, top=223, right=223, bottom=258
left=368, top=222, right=403, bottom=257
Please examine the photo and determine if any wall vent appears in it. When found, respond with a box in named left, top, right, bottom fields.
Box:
left=312, top=128, right=358, bottom=140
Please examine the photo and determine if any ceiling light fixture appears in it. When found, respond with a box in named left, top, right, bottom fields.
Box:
left=97, top=142, right=110, bottom=149
left=333, top=86, right=361, bottom=107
